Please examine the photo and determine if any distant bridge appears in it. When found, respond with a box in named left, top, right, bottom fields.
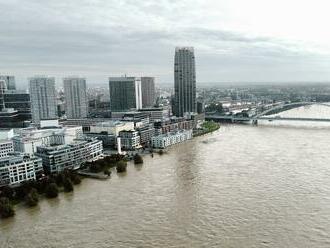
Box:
left=206, top=102, right=330, bottom=124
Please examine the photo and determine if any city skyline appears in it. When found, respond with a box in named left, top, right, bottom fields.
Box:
left=2, top=1, right=330, bottom=86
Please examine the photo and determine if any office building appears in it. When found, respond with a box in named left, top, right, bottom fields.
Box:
left=63, top=77, right=88, bottom=119
left=0, top=154, right=43, bottom=186
left=4, top=90, right=31, bottom=121
left=29, top=76, right=57, bottom=123
left=173, top=47, right=197, bottom=117
left=0, top=76, right=16, bottom=90
left=109, top=77, right=142, bottom=111
left=36, top=138, right=103, bottom=173
left=141, top=77, right=156, bottom=108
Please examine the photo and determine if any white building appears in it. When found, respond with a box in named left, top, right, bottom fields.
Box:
left=0, top=129, right=14, bottom=158
left=151, top=129, right=193, bottom=149
left=0, top=154, right=43, bottom=186
left=36, top=138, right=103, bottom=173
left=13, top=125, right=84, bottom=154
left=118, top=130, right=141, bottom=150
left=89, top=121, right=134, bottom=137
left=63, top=77, right=88, bottom=119
left=29, top=76, right=57, bottom=124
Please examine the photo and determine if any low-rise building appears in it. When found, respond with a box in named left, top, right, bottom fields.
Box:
left=0, top=153, right=43, bottom=186
left=151, top=129, right=193, bottom=149
left=13, top=125, right=83, bottom=154
left=118, top=130, right=141, bottom=150
left=36, top=138, right=103, bottom=174
left=154, top=117, right=194, bottom=135
left=89, top=121, right=134, bottom=136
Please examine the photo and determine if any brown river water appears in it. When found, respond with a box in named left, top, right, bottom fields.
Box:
left=1, top=105, right=330, bottom=247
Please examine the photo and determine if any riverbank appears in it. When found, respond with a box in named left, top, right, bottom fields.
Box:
left=193, top=121, right=220, bottom=137
left=0, top=123, right=220, bottom=219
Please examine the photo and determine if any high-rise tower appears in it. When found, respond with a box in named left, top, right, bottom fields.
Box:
left=29, top=76, right=57, bottom=123
left=141, top=77, right=156, bottom=108
left=173, top=47, right=196, bottom=117
left=63, top=77, right=88, bottom=119
left=109, top=76, right=142, bottom=112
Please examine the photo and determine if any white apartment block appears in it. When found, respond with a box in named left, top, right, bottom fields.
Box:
left=151, top=129, right=193, bottom=149
left=36, top=139, right=103, bottom=173
left=0, top=154, right=43, bottom=186
left=89, top=121, right=134, bottom=137
left=13, top=126, right=83, bottom=154
left=118, top=130, right=141, bottom=150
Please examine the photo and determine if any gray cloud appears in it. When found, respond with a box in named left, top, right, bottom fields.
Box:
left=1, top=0, right=330, bottom=87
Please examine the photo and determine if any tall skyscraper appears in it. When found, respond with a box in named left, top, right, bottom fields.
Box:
left=0, top=76, right=16, bottom=90
left=63, top=77, right=88, bottom=119
left=141, top=77, right=156, bottom=108
left=29, top=76, right=57, bottom=123
left=109, top=76, right=142, bottom=112
left=173, top=47, right=197, bottom=117
left=0, top=80, right=6, bottom=111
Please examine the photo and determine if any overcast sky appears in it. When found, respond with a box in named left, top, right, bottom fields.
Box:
left=1, top=0, right=330, bottom=87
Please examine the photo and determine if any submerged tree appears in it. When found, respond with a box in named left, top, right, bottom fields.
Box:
left=0, top=197, right=15, bottom=218
left=25, top=188, right=39, bottom=207
left=133, top=154, right=143, bottom=164
left=116, top=161, right=127, bottom=173
left=45, top=183, right=59, bottom=198
left=63, top=178, right=74, bottom=192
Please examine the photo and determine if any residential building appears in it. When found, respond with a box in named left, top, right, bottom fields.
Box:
left=118, top=130, right=141, bottom=150
left=0, top=140, right=14, bottom=158
left=109, top=76, right=142, bottom=111
left=0, top=76, right=16, bottom=90
left=151, top=129, right=193, bottom=149
left=173, top=47, right=197, bottom=117
left=141, top=77, right=156, bottom=108
left=29, top=76, right=57, bottom=123
left=0, top=154, right=43, bottom=186
left=153, top=117, right=194, bottom=135
left=13, top=125, right=83, bottom=154
left=136, top=124, right=155, bottom=147
left=0, top=80, right=5, bottom=111
left=63, top=77, right=88, bottom=119
left=36, top=138, right=103, bottom=174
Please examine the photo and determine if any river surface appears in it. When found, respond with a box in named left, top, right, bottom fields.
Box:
left=2, top=105, right=330, bottom=247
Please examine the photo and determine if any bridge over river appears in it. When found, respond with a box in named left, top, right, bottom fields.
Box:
left=206, top=102, right=330, bottom=124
